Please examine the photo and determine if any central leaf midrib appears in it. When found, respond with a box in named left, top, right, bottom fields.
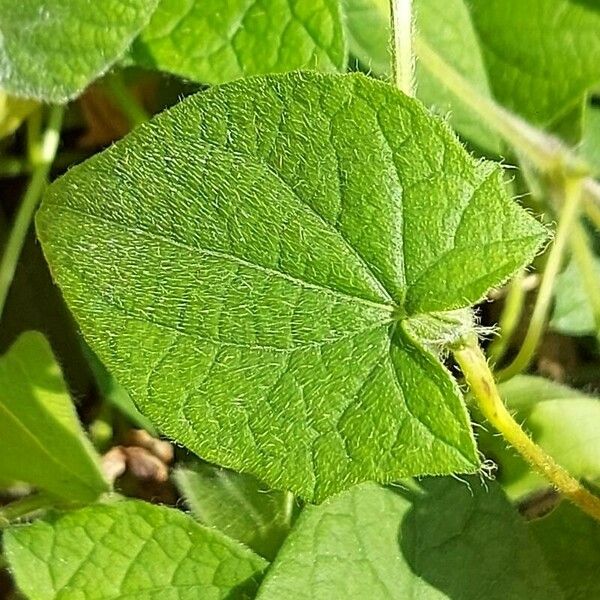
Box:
left=48, top=203, right=397, bottom=315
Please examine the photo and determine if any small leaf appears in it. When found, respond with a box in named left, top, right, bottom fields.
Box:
left=0, top=0, right=159, bottom=102
left=529, top=501, right=600, bottom=600
left=4, top=499, right=267, bottom=600
left=130, top=0, right=346, bottom=83
left=478, top=376, right=600, bottom=497
left=343, top=0, right=502, bottom=152
left=0, top=332, right=107, bottom=502
left=551, top=255, right=600, bottom=336
left=37, top=72, right=546, bottom=501
left=256, top=478, right=562, bottom=599
left=175, top=462, right=296, bottom=561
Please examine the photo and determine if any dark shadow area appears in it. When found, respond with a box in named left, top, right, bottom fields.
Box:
left=396, top=477, right=562, bottom=599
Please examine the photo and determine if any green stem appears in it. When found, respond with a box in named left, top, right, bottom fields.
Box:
left=488, top=271, right=527, bottom=365
left=569, top=221, right=600, bottom=336
left=389, top=0, right=414, bottom=96
left=0, top=105, right=64, bottom=318
left=414, top=36, right=587, bottom=178
left=103, top=72, right=149, bottom=127
left=454, top=336, right=600, bottom=523
left=282, top=491, right=295, bottom=528
left=498, top=176, right=584, bottom=381
left=0, top=493, right=58, bottom=528
left=584, top=180, right=600, bottom=229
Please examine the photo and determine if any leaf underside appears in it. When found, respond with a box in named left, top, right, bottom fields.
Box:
left=37, top=72, right=546, bottom=501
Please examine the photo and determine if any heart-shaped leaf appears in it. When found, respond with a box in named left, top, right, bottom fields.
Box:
left=37, top=73, right=546, bottom=501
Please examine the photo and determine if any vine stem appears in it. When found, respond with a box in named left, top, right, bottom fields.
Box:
left=0, top=105, right=64, bottom=318
left=497, top=176, right=584, bottom=381
left=453, top=336, right=600, bottom=522
left=389, top=0, right=414, bottom=96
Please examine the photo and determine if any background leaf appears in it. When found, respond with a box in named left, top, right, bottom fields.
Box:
left=0, top=332, right=107, bottom=502
left=37, top=72, right=545, bottom=501
left=174, top=462, right=296, bottom=560
left=551, top=255, right=600, bottom=336
left=4, top=499, right=267, bottom=599
left=256, top=478, right=562, bottom=599
left=130, top=0, right=346, bottom=84
left=465, top=0, right=600, bottom=134
left=0, top=0, right=159, bottom=102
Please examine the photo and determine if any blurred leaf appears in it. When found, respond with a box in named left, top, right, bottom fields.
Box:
left=175, top=462, right=296, bottom=560
left=465, top=0, right=600, bottom=130
left=5, top=499, right=267, bottom=599
left=551, top=255, right=600, bottom=336
left=0, top=91, right=36, bottom=138
left=582, top=104, right=600, bottom=174
left=0, top=0, right=159, bottom=102
left=529, top=501, right=600, bottom=600
left=130, top=0, right=346, bottom=83
left=257, top=478, right=562, bottom=599
left=0, top=332, right=107, bottom=502
left=479, top=376, right=600, bottom=497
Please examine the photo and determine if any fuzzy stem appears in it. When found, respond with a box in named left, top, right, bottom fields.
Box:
left=498, top=176, right=583, bottom=381
left=0, top=105, right=64, bottom=318
left=390, top=0, right=414, bottom=96
left=454, top=337, right=600, bottom=522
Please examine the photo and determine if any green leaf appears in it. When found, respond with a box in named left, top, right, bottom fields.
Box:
left=174, top=462, right=296, bottom=560
left=343, top=0, right=502, bottom=153
left=37, top=72, right=546, bottom=502
left=83, top=343, right=157, bottom=433
left=551, top=255, right=600, bottom=336
left=0, top=332, right=107, bottom=502
left=529, top=501, right=600, bottom=600
left=0, top=91, right=36, bottom=138
left=256, top=478, right=562, bottom=599
left=0, top=0, right=159, bottom=102
left=130, top=0, right=346, bottom=84
left=465, top=0, right=600, bottom=128
left=478, top=376, right=600, bottom=497
left=4, top=499, right=267, bottom=600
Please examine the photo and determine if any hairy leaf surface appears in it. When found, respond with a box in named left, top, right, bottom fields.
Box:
left=4, top=499, right=267, bottom=599
left=0, top=332, right=107, bottom=502
left=131, top=0, right=346, bottom=83
left=37, top=72, right=545, bottom=501
left=0, top=0, right=158, bottom=102
left=256, top=479, right=562, bottom=599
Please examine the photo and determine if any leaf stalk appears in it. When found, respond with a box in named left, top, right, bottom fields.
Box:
left=390, top=0, right=414, bottom=96
left=453, top=336, right=600, bottom=523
